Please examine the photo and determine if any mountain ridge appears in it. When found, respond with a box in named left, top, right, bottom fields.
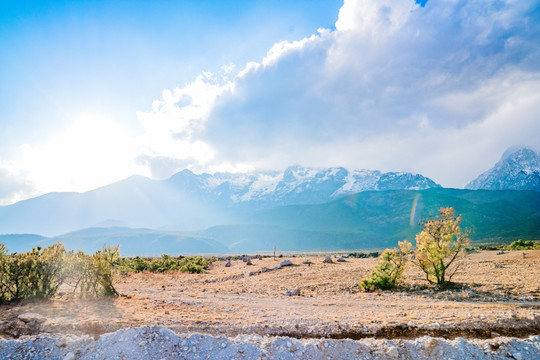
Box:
left=466, top=147, right=540, bottom=191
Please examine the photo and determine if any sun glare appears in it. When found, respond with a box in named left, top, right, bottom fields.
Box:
left=21, top=114, right=142, bottom=194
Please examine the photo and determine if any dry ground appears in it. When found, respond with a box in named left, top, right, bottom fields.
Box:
left=1, top=250, right=539, bottom=340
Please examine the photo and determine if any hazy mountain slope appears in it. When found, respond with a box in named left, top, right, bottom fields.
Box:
left=0, top=167, right=440, bottom=236
left=2, top=189, right=538, bottom=255
left=50, top=227, right=228, bottom=256
left=0, top=234, right=46, bottom=253
left=466, top=147, right=540, bottom=191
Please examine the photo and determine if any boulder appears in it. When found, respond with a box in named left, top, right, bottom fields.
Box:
left=323, top=255, right=334, bottom=263
left=225, top=259, right=231, bottom=267
left=280, top=260, right=293, bottom=267
left=18, top=313, right=46, bottom=325
left=337, top=257, right=346, bottom=262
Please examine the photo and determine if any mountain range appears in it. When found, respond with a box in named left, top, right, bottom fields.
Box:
left=0, top=146, right=538, bottom=255
left=0, top=166, right=440, bottom=236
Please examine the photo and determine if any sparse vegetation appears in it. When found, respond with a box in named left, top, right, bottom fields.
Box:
left=348, top=251, right=380, bottom=258
left=412, top=207, right=470, bottom=285
left=360, top=241, right=411, bottom=291
left=507, top=239, right=539, bottom=250
left=117, top=255, right=212, bottom=274
left=0, top=242, right=213, bottom=303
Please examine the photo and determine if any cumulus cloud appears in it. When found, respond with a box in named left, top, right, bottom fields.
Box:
left=0, top=162, right=36, bottom=205
left=136, top=0, right=540, bottom=186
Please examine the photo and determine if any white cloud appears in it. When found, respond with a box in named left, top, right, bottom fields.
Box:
left=136, top=0, right=540, bottom=186
left=0, top=161, right=36, bottom=205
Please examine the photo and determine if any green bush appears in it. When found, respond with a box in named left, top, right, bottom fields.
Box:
left=508, top=239, right=539, bottom=250
left=119, top=255, right=211, bottom=274
left=0, top=242, right=67, bottom=302
left=360, top=241, right=411, bottom=292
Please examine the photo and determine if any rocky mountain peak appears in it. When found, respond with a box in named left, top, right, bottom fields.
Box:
left=466, top=147, right=540, bottom=191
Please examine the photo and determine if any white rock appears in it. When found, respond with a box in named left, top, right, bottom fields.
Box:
left=323, top=255, right=334, bottom=263
left=386, top=345, right=399, bottom=357
left=63, top=352, right=76, bottom=360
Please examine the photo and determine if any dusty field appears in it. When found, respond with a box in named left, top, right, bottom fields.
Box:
left=1, top=250, right=539, bottom=341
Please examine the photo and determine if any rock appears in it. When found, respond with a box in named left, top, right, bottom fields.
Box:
left=323, top=255, right=334, bottom=264
left=63, top=352, right=76, bottom=360
left=246, top=258, right=253, bottom=266
left=261, top=267, right=272, bottom=272
left=285, top=287, right=301, bottom=296
left=18, top=313, right=46, bottom=324
left=424, top=337, right=440, bottom=355
left=386, top=345, right=399, bottom=357
left=302, top=260, right=313, bottom=266
left=494, top=264, right=503, bottom=268
left=273, top=265, right=282, bottom=270
left=512, top=352, right=523, bottom=360
left=337, top=257, right=346, bottom=262
left=496, top=250, right=504, bottom=255
left=225, top=259, right=231, bottom=267
left=280, top=260, right=293, bottom=267
left=0, top=319, right=33, bottom=337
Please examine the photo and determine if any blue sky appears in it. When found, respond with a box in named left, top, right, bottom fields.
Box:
left=1, top=0, right=539, bottom=204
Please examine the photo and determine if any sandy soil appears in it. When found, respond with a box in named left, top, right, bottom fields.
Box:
left=1, top=250, right=539, bottom=340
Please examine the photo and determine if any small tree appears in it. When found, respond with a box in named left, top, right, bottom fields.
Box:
left=413, top=207, right=470, bottom=285
left=360, top=241, right=412, bottom=291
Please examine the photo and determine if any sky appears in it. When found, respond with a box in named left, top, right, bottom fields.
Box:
left=0, top=0, right=539, bottom=205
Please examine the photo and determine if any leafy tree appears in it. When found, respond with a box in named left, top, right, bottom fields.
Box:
left=413, top=207, right=470, bottom=285
left=360, top=241, right=412, bottom=291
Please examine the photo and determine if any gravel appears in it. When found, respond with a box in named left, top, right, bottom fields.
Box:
left=0, top=326, right=539, bottom=360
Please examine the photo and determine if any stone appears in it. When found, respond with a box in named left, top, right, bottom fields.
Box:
left=285, top=287, right=301, bottom=296
left=63, top=353, right=76, bottom=360
left=323, top=255, right=334, bottom=264
left=225, top=259, right=231, bottom=267
left=302, top=260, right=313, bottom=266
left=386, top=345, right=399, bottom=357
left=337, top=257, right=346, bottom=262
left=246, top=258, right=253, bottom=266
left=18, top=313, right=46, bottom=324
left=280, top=260, right=293, bottom=267
left=424, top=337, right=439, bottom=355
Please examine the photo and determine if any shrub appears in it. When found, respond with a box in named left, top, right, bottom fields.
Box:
left=508, top=239, right=539, bottom=250
left=0, top=242, right=66, bottom=302
left=360, top=241, right=411, bottom=291
left=119, top=255, right=211, bottom=274
left=413, top=207, right=470, bottom=285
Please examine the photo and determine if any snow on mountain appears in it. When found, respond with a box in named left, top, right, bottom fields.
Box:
left=165, top=166, right=441, bottom=206
left=466, top=147, right=540, bottom=191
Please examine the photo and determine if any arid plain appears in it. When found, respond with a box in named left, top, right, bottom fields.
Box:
left=1, top=250, right=539, bottom=341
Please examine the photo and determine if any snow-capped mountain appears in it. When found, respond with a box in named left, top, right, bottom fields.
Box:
left=165, top=166, right=441, bottom=207
left=466, top=147, right=540, bottom=191
left=0, top=166, right=440, bottom=236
